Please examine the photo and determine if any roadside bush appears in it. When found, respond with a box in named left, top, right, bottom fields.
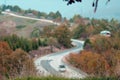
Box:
left=14, top=76, right=118, bottom=80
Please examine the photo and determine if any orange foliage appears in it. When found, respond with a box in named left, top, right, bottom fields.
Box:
left=68, top=51, right=109, bottom=76
left=0, top=42, right=36, bottom=78
left=0, top=41, right=13, bottom=79
left=54, top=25, right=71, bottom=47
left=0, top=41, right=12, bottom=56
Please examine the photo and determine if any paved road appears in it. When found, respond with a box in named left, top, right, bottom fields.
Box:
left=41, top=60, right=61, bottom=76
left=2, top=11, right=60, bottom=25
left=1, top=11, right=86, bottom=78
left=35, top=39, right=87, bottom=78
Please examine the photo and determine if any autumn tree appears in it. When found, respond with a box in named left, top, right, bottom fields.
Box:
left=1, top=48, right=36, bottom=79
left=83, top=31, right=120, bottom=77
left=54, top=25, right=72, bottom=48
left=9, top=49, right=36, bottom=77
left=102, top=49, right=120, bottom=76
left=73, top=25, right=87, bottom=39
left=43, top=26, right=55, bottom=37
left=48, top=37, right=58, bottom=52
left=89, top=36, right=112, bottom=53
left=0, top=41, right=12, bottom=79
left=0, top=41, right=36, bottom=79
left=68, top=51, right=109, bottom=76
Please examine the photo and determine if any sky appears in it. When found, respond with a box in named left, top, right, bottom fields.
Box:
left=0, top=0, right=120, bottom=20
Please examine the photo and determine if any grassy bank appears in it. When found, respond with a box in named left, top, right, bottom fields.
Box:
left=13, top=76, right=118, bottom=80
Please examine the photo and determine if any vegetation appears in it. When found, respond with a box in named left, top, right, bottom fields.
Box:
left=31, top=28, right=40, bottom=38
left=67, top=19, right=120, bottom=77
left=73, top=25, right=86, bottom=39
left=43, top=26, right=55, bottom=37
left=0, top=35, right=48, bottom=52
left=68, top=51, right=109, bottom=76
left=48, top=37, right=58, bottom=52
left=14, top=76, right=118, bottom=80
left=0, top=41, right=36, bottom=80
left=16, top=25, right=26, bottom=29
left=0, top=5, right=62, bottom=22
left=42, top=25, right=72, bottom=48
left=0, top=3, right=119, bottom=79
left=54, top=25, right=72, bottom=48
left=72, top=18, right=120, bottom=39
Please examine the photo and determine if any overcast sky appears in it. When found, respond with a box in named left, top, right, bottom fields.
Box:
left=0, top=0, right=120, bottom=20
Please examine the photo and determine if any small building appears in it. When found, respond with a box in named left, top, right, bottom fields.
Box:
left=100, top=30, right=111, bottom=37
left=5, top=9, right=11, bottom=12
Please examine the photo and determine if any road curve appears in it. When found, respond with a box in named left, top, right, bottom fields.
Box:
left=1, top=11, right=86, bottom=78
left=35, top=39, right=87, bottom=78
left=41, top=60, right=61, bottom=76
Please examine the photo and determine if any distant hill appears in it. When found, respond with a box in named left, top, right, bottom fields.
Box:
left=0, top=14, right=55, bottom=38
left=0, top=4, right=65, bottom=38
left=0, top=5, right=63, bottom=22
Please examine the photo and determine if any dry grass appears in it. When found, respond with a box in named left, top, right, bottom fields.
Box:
left=0, top=15, right=54, bottom=38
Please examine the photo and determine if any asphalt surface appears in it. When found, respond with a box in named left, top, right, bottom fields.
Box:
left=41, top=60, right=61, bottom=76
left=35, top=39, right=87, bottom=78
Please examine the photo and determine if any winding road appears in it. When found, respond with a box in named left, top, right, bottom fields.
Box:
left=35, top=39, right=88, bottom=78
left=1, top=11, right=87, bottom=78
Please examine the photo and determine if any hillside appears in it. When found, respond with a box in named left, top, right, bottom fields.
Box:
left=0, top=4, right=120, bottom=80
left=0, top=14, right=55, bottom=38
